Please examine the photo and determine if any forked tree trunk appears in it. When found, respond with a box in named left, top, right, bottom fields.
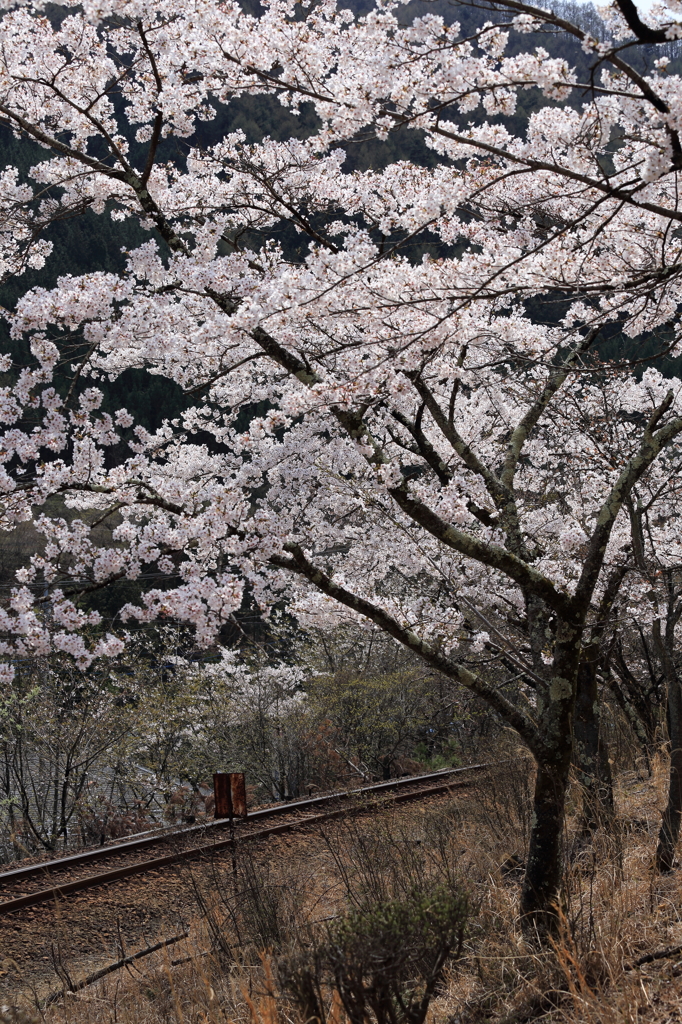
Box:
left=573, top=659, right=614, bottom=835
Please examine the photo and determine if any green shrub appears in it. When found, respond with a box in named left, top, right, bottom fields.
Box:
left=280, top=884, right=469, bottom=1024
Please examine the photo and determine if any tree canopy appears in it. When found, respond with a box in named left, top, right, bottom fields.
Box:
left=3, top=0, right=682, bottom=923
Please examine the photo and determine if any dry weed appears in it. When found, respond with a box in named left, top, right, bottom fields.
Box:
left=17, top=759, right=682, bottom=1024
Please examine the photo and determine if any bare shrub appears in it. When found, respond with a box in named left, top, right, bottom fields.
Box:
left=465, top=755, right=535, bottom=856
left=20, top=779, right=682, bottom=1024
left=279, top=885, right=468, bottom=1024
left=75, top=792, right=156, bottom=844
left=0, top=1009, right=39, bottom=1024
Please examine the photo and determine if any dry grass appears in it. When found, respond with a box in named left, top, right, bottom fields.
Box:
left=5, top=755, right=682, bottom=1024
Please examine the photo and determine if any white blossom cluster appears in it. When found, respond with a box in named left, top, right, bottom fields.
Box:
left=0, top=0, right=682, bottom=694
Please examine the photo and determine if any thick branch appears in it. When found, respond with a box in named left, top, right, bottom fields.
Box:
left=486, top=0, right=673, bottom=110
left=271, top=543, right=541, bottom=752
left=44, top=933, right=190, bottom=1008
left=407, top=371, right=506, bottom=504
left=614, top=0, right=670, bottom=45
left=0, top=104, right=187, bottom=254
left=60, top=481, right=185, bottom=517
left=419, top=120, right=682, bottom=225
left=389, top=405, right=452, bottom=487
left=501, top=329, right=599, bottom=490
left=406, top=373, right=534, bottom=557
left=387, top=483, right=574, bottom=619
left=575, top=394, right=682, bottom=612
left=209, top=303, right=571, bottom=616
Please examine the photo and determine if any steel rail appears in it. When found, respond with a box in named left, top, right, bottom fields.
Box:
left=0, top=764, right=488, bottom=916
left=0, top=762, right=489, bottom=886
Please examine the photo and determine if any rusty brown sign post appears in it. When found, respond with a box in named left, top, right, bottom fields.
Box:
left=213, top=772, right=247, bottom=820
left=229, top=772, right=247, bottom=818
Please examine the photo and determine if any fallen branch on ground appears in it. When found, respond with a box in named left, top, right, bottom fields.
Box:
left=626, top=944, right=682, bottom=970
left=42, top=931, right=190, bottom=1006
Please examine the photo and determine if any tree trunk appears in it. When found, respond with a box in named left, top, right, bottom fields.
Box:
left=656, top=673, right=682, bottom=872
left=573, top=659, right=614, bottom=834
left=518, top=620, right=584, bottom=933
left=520, top=758, right=571, bottom=931
left=651, top=603, right=682, bottom=873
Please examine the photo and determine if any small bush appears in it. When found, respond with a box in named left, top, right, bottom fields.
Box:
left=0, top=1008, right=39, bottom=1024
left=280, top=884, right=469, bottom=1024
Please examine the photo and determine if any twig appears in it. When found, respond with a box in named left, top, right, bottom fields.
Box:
left=42, top=931, right=189, bottom=1006
left=626, top=943, right=682, bottom=969
left=170, top=947, right=214, bottom=967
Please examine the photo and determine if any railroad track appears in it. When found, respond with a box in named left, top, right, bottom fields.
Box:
left=0, top=763, right=489, bottom=916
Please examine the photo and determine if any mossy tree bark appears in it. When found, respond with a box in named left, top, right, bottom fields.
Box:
left=520, top=624, right=581, bottom=929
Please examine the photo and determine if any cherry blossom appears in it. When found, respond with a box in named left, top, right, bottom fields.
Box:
left=2, top=0, right=682, bottom=922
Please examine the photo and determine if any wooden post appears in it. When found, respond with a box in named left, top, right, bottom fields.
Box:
left=213, top=773, right=231, bottom=819
left=212, top=772, right=247, bottom=819
left=230, top=772, right=247, bottom=819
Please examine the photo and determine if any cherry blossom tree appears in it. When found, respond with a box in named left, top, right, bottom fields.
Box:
left=3, top=0, right=682, bottom=925
left=610, top=488, right=682, bottom=873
